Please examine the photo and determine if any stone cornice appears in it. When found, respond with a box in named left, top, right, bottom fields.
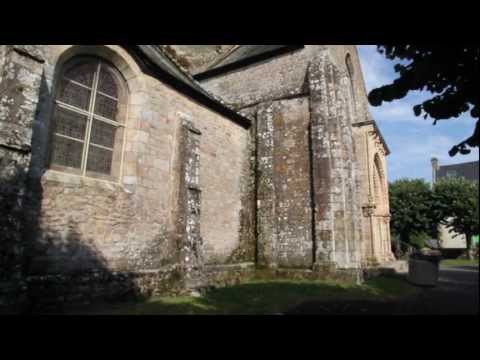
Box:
left=353, top=120, right=390, bottom=155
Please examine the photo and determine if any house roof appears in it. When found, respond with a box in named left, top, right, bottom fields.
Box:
left=121, top=45, right=252, bottom=129
left=194, top=45, right=304, bottom=80
left=437, top=161, right=479, bottom=182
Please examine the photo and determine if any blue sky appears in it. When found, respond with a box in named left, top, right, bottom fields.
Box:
left=357, top=45, right=479, bottom=183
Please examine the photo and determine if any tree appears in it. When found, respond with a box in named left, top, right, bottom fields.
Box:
left=431, top=178, right=479, bottom=259
left=368, top=45, right=480, bottom=156
left=389, top=179, right=435, bottom=249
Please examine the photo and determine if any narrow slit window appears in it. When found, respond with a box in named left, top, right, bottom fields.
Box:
left=345, top=53, right=355, bottom=101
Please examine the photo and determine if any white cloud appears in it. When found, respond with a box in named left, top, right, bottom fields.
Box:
left=386, top=132, right=479, bottom=182
left=372, top=102, right=416, bottom=121
left=357, top=45, right=393, bottom=91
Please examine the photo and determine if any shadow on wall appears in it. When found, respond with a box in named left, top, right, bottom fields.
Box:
left=3, top=166, right=144, bottom=313
left=0, top=70, right=146, bottom=314
left=0, top=160, right=28, bottom=283
left=25, top=179, right=148, bottom=313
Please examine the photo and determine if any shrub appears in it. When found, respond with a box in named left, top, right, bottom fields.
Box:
left=409, top=232, right=430, bottom=249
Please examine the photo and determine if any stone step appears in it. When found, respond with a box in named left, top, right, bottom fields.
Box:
left=379, top=260, right=408, bottom=274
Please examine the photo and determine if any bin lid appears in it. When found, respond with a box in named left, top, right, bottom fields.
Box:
left=410, top=249, right=442, bottom=261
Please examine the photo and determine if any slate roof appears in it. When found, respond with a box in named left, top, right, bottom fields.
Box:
left=138, top=45, right=209, bottom=96
left=123, top=45, right=251, bottom=128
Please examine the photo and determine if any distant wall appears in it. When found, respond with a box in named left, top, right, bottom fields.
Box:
left=438, top=223, right=467, bottom=249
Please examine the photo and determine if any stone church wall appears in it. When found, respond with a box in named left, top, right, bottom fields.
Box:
left=256, top=97, right=313, bottom=268
left=24, top=45, right=175, bottom=276
left=199, top=46, right=367, bottom=275
left=0, top=45, right=253, bottom=311
left=200, top=46, right=318, bottom=109
left=200, top=46, right=370, bottom=118
left=353, top=121, right=393, bottom=265
left=0, top=45, right=392, bottom=311
left=0, top=45, right=45, bottom=310
left=326, top=45, right=371, bottom=122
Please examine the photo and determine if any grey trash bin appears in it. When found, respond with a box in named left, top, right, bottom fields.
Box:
left=408, top=250, right=442, bottom=286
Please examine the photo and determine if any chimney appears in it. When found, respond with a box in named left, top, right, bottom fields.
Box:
left=431, top=157, right=439, bottom=184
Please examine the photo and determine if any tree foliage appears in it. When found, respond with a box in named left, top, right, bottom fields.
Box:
left=389, top=177, right=479, bottom=258
left=368, top=45, right=480, bottom=156
left=389, top=179, right=435, bottom=245
left=431, top=177, right=479, bottom=257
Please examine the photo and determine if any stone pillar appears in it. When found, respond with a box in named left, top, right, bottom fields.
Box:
left=308, top=55, right=350, bottom=270
left=256, top=102, right=278, bottom=268
left=0, top=46, right=45, bottom=311
left=308, top=56, right=335, bottom=270
left=340, top=74, right=362, bottom=269
left=378, top=217, right=384, bottom=260
left=256, top=97, right=315, bottom=269
left=385, top=216, right=394, bottom=260
left=176, top=118, right=205, bottom=293
left=361, top=196, right=377, bottom=264
left=308, top=54, right=362, bottom=272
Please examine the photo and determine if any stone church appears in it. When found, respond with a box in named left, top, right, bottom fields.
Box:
left=0, top=45, right=394, bottom=309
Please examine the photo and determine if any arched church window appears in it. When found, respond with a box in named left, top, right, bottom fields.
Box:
left=346, top=54, right=354, bottom=78
left=373, top=153, right=387, bottom=213
left=49, top=57, right=127, bottom=180
left=345, top=53, right=355, bottom=100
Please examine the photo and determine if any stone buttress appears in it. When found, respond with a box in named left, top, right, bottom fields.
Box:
left=255, top=51, right=364, bottom=275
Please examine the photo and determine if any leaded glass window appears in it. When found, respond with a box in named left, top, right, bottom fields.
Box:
left=50, top=57, right=127, bottom=179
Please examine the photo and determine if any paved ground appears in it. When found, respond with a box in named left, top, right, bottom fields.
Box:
left=286, top=264, right=479, bottom=315
left=406, top=264, right=479, bottom=315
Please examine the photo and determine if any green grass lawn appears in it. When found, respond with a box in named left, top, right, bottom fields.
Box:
left=68, top=275, right=419, bottom=315
left=441, top=259, right=479, bottom=267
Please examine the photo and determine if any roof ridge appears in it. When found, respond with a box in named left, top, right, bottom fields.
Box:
left=156, top=45, right=206, bottom=90
left=194, top=45, right=304, bottom=81
left=440, top=160, right=479, bottom=167
left=204, top=45, right=241, bottom=71
left=154, top=45, right=250, bottom=122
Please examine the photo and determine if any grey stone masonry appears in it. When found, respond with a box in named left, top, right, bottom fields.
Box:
left=0, top=45, right=393, bottom=311
left=177, top=118, right=205, bottom=291
left=256, top=102, right=278, bottom=268
left=0, top=45, right=45, bottom=310
left=308, top=53, right=362, bottom=271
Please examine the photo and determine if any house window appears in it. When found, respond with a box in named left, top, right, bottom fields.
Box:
left=49, top=57, right=127, bottom=180
left=446, top=170, right=457, bottom=178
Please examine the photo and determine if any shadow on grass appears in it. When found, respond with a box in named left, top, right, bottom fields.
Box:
left=68, top=275, right=418, bottom=315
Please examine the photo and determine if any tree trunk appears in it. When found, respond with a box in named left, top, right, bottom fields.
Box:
left=466, top=234, right=473, bottom=260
